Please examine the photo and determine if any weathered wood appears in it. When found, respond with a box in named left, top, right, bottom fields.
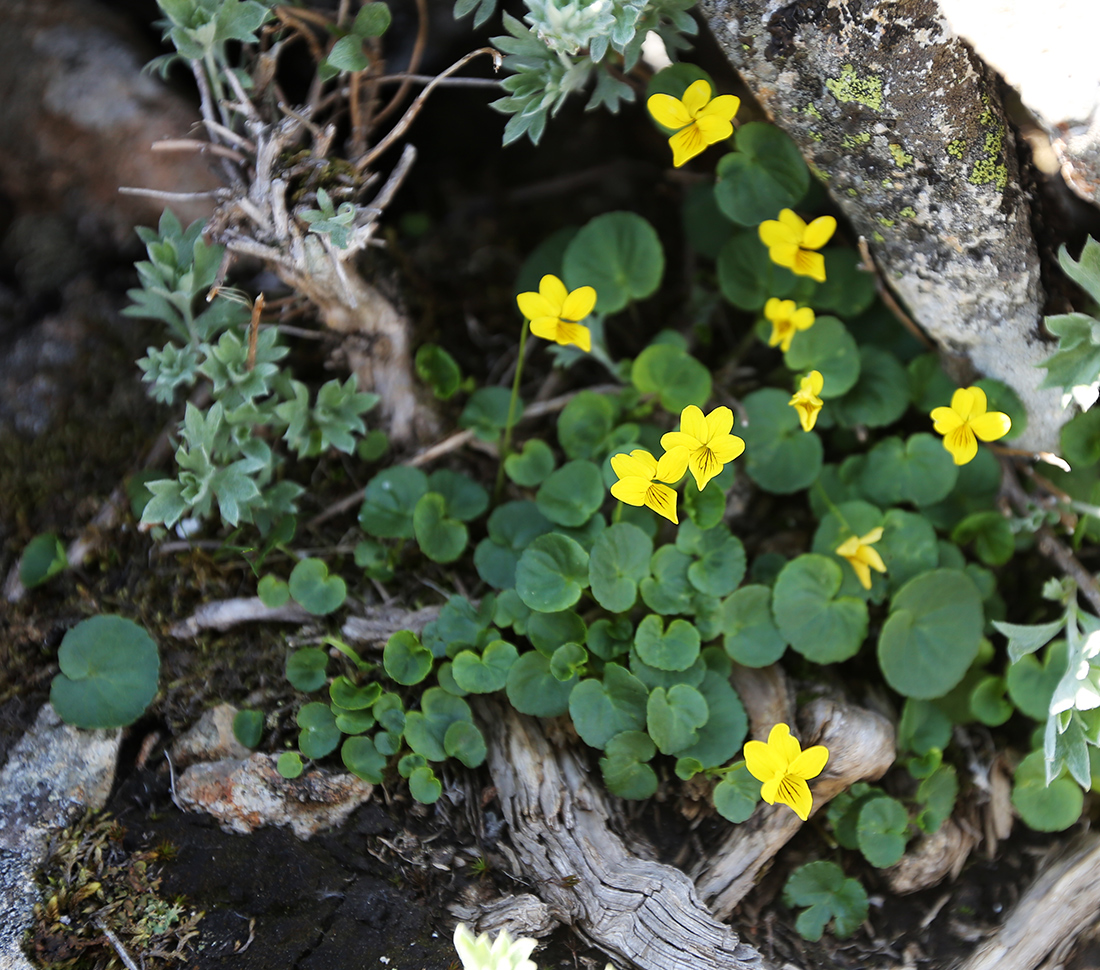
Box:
left=699, top=0, right=1064, bottom=452
left=693, top=697, right=895, bottom=919
left=960, top=833, right=1100, bottom=970
left=478, top=700, right=766, bottom=970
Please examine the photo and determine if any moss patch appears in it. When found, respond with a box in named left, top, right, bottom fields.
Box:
left=825, top=64, right=884, bottom=111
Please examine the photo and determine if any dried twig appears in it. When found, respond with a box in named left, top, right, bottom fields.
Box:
left=152, top=138, right=247, bottom=164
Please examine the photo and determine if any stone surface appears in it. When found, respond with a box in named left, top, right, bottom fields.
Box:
left=169, top=703, right=254, bottom=770
left=0, top=704, right=120, bottom=970
left=700, top=0, right=1065, bottom=452
left=175, top=754, right=374, bottom=840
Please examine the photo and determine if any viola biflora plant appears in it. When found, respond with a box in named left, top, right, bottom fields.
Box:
left=20, top=0, right=1100, bottom=949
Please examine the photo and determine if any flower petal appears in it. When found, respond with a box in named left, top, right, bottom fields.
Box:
left=802, top=215, right=837, bottom=250
left=556, top=321, right=591, bottom=351
left=792, top=307, right=816, bottom=331
left=858, top=545, right=887, bottom=574
left=517, top=291, right=556, bottom=321
left=759, top=221, right=800, bottom=249
left=645, top=483, right=679, bottom=523
left=793, top=248, right=826, bottom=283
left=561, top=285, right=597, bottom=322
left=655, top=446, right=688, bottom=483
left=760, top=776, right=781, bottom=805
left=806, top=370, right=824, bottom=395
left=694, top=113, right=733, bottom=146
left=776, top=775, right=813, bottom=820
left=681, top=79, right=713, bottom=116
left=647, top=93, right=693, bottom=130
left=704, top=406, right=734, bottom=440
left=744, top=739, right=782, bottom=782
left=860, top=527, right=884, bottom=544
left=930, top=406, right=964, bottom=434
left=767, top=722, right=802, bottom=766
left=835, top=536, right=861, bottom=557
left=699, top=94, right=740, bottom=123
left=970, top=410, right=1011, bottom=442
left=610, top=478, right=649, bottom=507
left=529, top=317, right=563, bottom=342
left=708, top=434, right=745, bottom=464
left=789, top=744, right=829, bottom=781
left=678, top=405, right=708, bottom=443
left=611, top=450, right=656, bottom=481
left=945, top=424, right=978, bottom=465
left=766, top=242, right=800, bottom=270
left=777, top=209, right=807, bottom=235
left=848, top=557, right=872, bottom=589
left=538, top=274, right=568, bottom=311
left=688, top=448, right=722, bottom=491
left=669, top=125, right=706, bottom=167
left=949, top=386, right=977, bottom=419
left=763, top=297, right=790, bottom=322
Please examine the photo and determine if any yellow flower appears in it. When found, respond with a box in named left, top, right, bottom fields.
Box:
left=930, top=386, right=1011, bottom=465
left=765, top=298, right=816, bottom=352
left=516, top=274, right=595, bottom=352
left=453, top=923, right=537, bottom=970
left=744, top=722, right=829, bottom=821
left=835, top=527, right=887, bottom=590
left=758, top=209, right=837, bottom=283
left=647, top=79, right=740, bottom=168
left=659, top=405, right=745, bottom=492
left=610, top=449, right=681, bottom=524
left=789, top=370, right=824, bottom=432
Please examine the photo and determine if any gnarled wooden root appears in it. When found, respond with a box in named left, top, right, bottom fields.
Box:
left=476, top=699, right=765, bottom=970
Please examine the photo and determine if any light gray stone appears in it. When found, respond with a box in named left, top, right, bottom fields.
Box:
left=0, top=704, right=120, bottom=970
left=169, top=703, right=253, bottom=769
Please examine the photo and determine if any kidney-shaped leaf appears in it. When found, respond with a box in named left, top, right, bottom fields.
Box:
left=772, top=555, right=868, bottom=663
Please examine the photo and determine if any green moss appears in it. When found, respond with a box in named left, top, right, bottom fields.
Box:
left=946, top=139, right=967, bottom=158
left=889, top=144, right=914, bottom=167
left=841, top=132, right=871, bottom=149
left=899, top=206, right=917, bottom=218
left=825, top=64, right=884, bottom=111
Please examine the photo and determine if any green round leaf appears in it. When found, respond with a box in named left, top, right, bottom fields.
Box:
left=717, top=231, right=815, bottom=311
left=639, top=545, right=695, bottom=614
left=383, top=630, right=434, bottom=686
left=232, top=708, right=264, bottom=748
left=714, top=123, right=809, bottom=226
left=630, top=344, right=712, bottom=413
left=784, top=316, right=861, bottom=399
left=558, top=391, right=618, bottom=460
left=677, top=670, right=747, bottom=768
left=568, top=662, right=648, bottom=749
left=908, top=353, right=958, bottom=413
left=635, top=614, right=701, bottom=671
left=426, top=469, right=488, bottom=522
left=713, top=762, right=762, bottom=823
left=277, top=751, right=304, bottom=778
left=403, top=688, right=473, bottom=761
left=297, top=701, right=341, bottom=759
left=1006, top=640, right=1066, bottom=720
left=599, top=730, right=658, bottom=799
left=811, top=500, right=885, bottom=600
left=916, top=763, right=958, bottom=832
left=550, top=642, right=587, bottom=681
left=460, top=386, right=519, bottom=442
left=353, top=3, right=391, bottom=36
left=258, top=573, right=290, bottom=608
left=374, top=729, right=401, bottom=756
left=647, top=683, right=709, bottom=754
left=536, top=460, right=604, bottom=527
left=721, top=585, right=787, bottom=667
left=515, top=533, right=590, bottom=612
left=856, top=796, right=909, bottom=868
left=589, top=523, right=653, bottom=612
left=970, top=675, right=1013, bottom=726
left=861, top=434, right=959, bottom=508
left=286, top=647, right=328, bottom=692
left=562, top=211, right=664, bottom=314
left=879, top=509, right=940, bottom=592
left=505, top=651, right=576, bottom=717
left=444, top=720, right=487, bottom=768
left=327, top=34, right=369, bottom=72
left=832, top=346, right=910, bottom=428
left=329, top=677, right=382, bottom=711
left=952, top=511, right=1014, bottom=566
left=359, top=466, right=428, bottom=538
left=409, top=764, right=442, bottom=803
left=682, top=183, right=735, bottom=260
left=475, top=500, right=553, bottom=589
left=1012, top=750, right=1083, bottom=832
left=289, top=558, right=346, bottom=615
left=505, top=439, right=557, bottom=487
left=342, top=735, right=386, bottom=783
left=413, top=492, right=467, bottom=563
left=357, top=429, right=389, bottom=462
left=741, top=388, right=823, bottom=494
left=783, top=861, right=869, bottom=942
left=680, top=526, right=746, bottom=598
left=333, top=707, right=375, bottom=735
left=20, top=533, right=67, bottom=588
left=812, top=250, right=877, bottom=318
left=415, top=343, right=462, bottom=400
left=587, top=617, right=634, bottom=660
left=1061, top=408, right=1100, bottom=467
left=451, top=640, right=519, bottom=693
left=877, top=569, right=984, bottom=698
left=773, top=555, right=868, bottom=663
left=527, top=609, right=587, bottom=656
left=373, top=693, right=405, bottom=733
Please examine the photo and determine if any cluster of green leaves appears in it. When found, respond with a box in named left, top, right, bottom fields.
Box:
left=1038, top=237, right=1100, bottom=394
left=150, top=0, right=271, bottom=70
left=319, top=3, right=392, bottom=79
left=478, top=0, right=697, bottom=144
left=126, top=210, right=380, bottom=533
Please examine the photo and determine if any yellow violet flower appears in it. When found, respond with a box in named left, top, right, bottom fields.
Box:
left=930, top=386, right=1012, bottom=465
left=789, top=370, right=824, bottom=432
left=836, top=527, right=887, bottom=590
left=453, top=923, right=537, bottom=970
left=516, top=274, right=595, bottom=352
left=647, top=79, right=740, bottom=168
left=765, top=297, right=816, bottom=352
left=758, top=209, right=837, bottom=283
left=660, top=405, right=746, bottom=492
left=744, top=722, right=829, bottom=822
left=610, top=449, right=681, bottom=524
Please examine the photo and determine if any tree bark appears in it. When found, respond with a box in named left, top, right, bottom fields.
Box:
left=699, top=0, right=1065, bottom=452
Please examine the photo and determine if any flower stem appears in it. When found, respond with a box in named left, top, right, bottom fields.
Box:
left=495, top=322, right=529, bottom=502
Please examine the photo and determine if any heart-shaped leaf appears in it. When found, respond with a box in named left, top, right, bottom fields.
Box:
left=647, top=683, right=709, bottom=754
left=297, top=702, right=341, bottom=759
left=589, top=523, right=653, bottom=612
left=773, top=555, right=868, bottom=663
left=289, top=557, right=347, bottom=615
left=569, top=663, right=648, bottom=749
left=403, top=688, right=473, bottom=762
left=634, top=614, right=701, bottom=671
left=451, top=640, right=519, bottom=693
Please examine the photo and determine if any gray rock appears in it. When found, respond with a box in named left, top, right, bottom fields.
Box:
left=0, top=704, right=120, bottom=970
left=168, top=703, right=254, bottom=770
left=175, top=754, right=373, bottom=840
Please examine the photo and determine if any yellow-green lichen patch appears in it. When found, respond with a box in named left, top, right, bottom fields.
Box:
left=847, top=188, right=858, bottom=196
left=946, top=139, right=967, bottom=158
left=882, top=178, right=895, bottom=187
left=803, top=103, right=823, bottom=120
left=984, top=129, right=1003, bottom=155
left=873, top=231, right=885, bottom=243
left=888, top=144, right=914, bottom=167
left=841, top=132, right=871, bottom=149
left=877, top=216, right=896, bottom=228
left=969, top=158, right=1008, bottom=190
left=899, top=206, right=916, bottom=218
left=809, top=131, right=823, bottom=142
left=825, top=64, right=884, bottom=111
